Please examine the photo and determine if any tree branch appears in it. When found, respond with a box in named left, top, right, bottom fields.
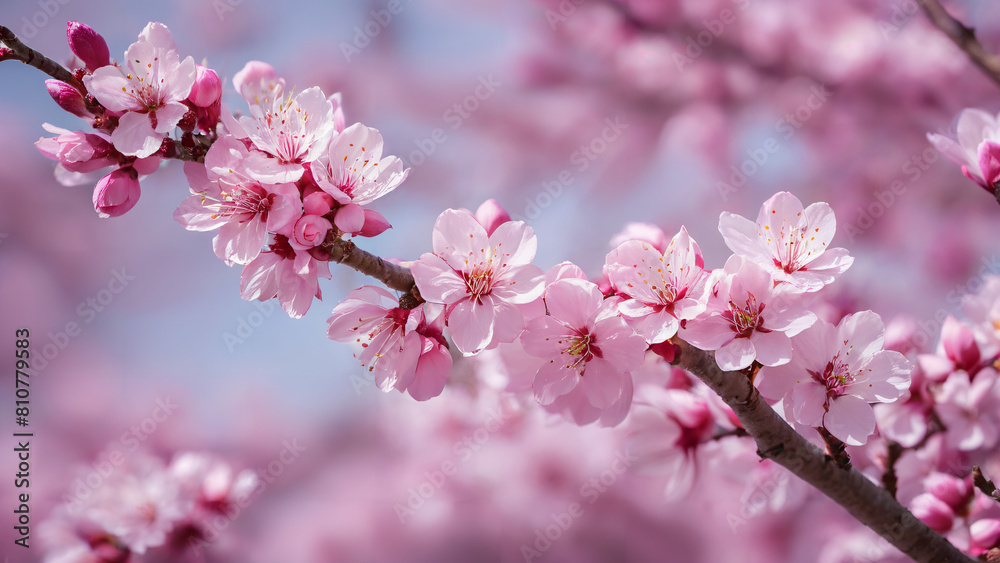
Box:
left=320, top=237, right=423, bottom=308
left=671, top=339, right=975, bottom=563
left=0, top=25, right=84, bottom=91
left=921, top=0, right=1000, bottom=88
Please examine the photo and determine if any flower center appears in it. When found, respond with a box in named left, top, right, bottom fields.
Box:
left=464, top=264, right=495, bottom=302
left=811, top=355, right=855, bottom=399
left=723, top=292, right=768, bottom=338
left=560, top=329, right=602, bottom=373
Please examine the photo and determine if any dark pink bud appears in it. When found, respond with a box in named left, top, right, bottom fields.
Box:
left=66, top=21, right=110, bottom=72
left=189, top=65, right=222, bottom=108
left=925, top=472, right=969, bottom=509
left=45, top=80, right=90, bottom=118
left=196, top=100, right=222, bottom=133
left=293, top=215, right=332, bottom=248
left=475, top=199, right=510, bottom=236
left=93, top=167, right=140, bottom=218
left=972, top=519, right=1000, bottom=552
left=358, top=209, right=391, bottom=237
left=941, top=316, right=980, bottom=371
left=910, top=493, right=955, bottom=533
left=979, top=140, right=1000, bottom=191
left=303, top=191, right=334, bottom=216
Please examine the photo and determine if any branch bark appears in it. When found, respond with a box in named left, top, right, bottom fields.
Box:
left=921, top=0, right=1000, bottom=88
left=0, top=25, right=84, bottom=91
left=321, top=238, right=423, bottom=308
left=671, top=338, right=975, bottom=563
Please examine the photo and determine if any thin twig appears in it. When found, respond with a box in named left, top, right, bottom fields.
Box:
left=0, top=25, right=84, bottom=91
left=921, top=0, right=1000, bottom=88
left=973, top=465, right=1000, bottom=504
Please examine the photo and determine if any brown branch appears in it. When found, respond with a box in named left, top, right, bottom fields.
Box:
left=0, top=25, right=84, bottom=91
left=320, top=237, right=423, bottom=308
left=921, top=0, right=1000, bottom=88
left=973, top=465, right=1000, bottom=504
left=671, top=339, right=975, bottom=563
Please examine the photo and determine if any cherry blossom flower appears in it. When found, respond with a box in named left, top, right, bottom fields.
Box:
left=928, top=109, right=1000, bottom=192
left=312, top=122, right=409, bottom=234
left=521, top=278, right=647, bottom=409
left=605, top=226, right=708, bottom=344
left=36, top=125, right=116, bottom=175
left=718, top=191, right=853, bottom=291
left=756, top=311, right=911, bottom=445
left=682, top=256, right=815, bottom=371
left=232, top=61, right=336, bottom=183
left=328, top=286, right=451, bottom=400
left=411, top=208, right=545, bottom=355
left=174, top=136, right=301, bottom=265
left=935, top=368, right=1000, bottom=451
left=93, top=166, right=141, bottom=218
left=240, top=235, right=331, bottom=318
left=84, top=22, right=196, bottom=158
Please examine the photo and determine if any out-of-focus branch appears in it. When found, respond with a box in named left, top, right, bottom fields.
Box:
left=671, top=339, right=974, bottom=563
left=921, top=0, right=1000, bottom=88
left=0, top=25, right=84, bottom=91
left=320, top=237, right=423, bottom=308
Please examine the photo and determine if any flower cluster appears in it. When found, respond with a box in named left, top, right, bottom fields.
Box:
left=41, top=449, right=256, bottom=562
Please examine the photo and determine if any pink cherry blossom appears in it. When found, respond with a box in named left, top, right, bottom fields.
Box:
left=941, top=315, right=982, bottom=373
left=928, top=109, right=1000, bottom=192
left=521, top=278, right=647, bottom=409
left=682, top=256, right=816, bottom=371
left=240, top=235, right=331, bottom=318
left=174, top=136, right=302, bottom=265
left=718, top=191, right=853, bottom=291
left=234, top=60, right=336, bottom=183
left=605, top=226, right=708, bottom=344
left=962, top=275, right=1000, bottom=355
left=935, top=368, right=1000, bottom=451
left=756, top=311, right=911, bottom=446
left=84, top=22, right=196, bottom=158
left=312, top=122, right=409, bottom=234
left=411, top=208, right=545, bottom=355
left=36, top=124, right=115, bottom=174
left=328, top=286, right=451, bottom=399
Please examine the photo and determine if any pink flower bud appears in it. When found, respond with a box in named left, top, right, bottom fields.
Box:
left=358, top=209, right=392, bottom=237
left=93, top=167, right=141, bottom=218
left=610, top=222, right=669, bottom=254
left=45, top=80, right=90, bottom=118
left=189, top=65, right=222, bottom=108
left=303, top=191, right=334, bottom=216
left=293, top=215, right=332, bottom=248
left=924, top=472, right=970, bottom=510
left=333, top=203, right=365, bottom=235
left=941, top=316, right=980, bottom=371
left=233, top=61, right=276, bottom=95
left=972, top=519, right=1000, bottom=552
left=475, top=199, right=510, bottom=236
left=910, top=493, right=956, bottom=533
left=66, top=21, right=110, bottom=72
left=980, top=140, right=1000, bottom=191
